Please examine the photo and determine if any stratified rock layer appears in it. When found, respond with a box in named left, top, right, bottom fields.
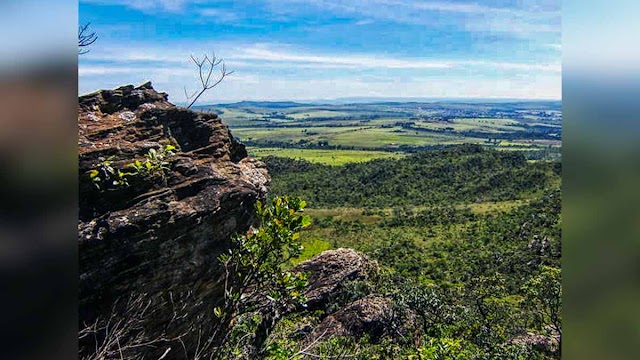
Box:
left=78, top=82, right=269, bottom=338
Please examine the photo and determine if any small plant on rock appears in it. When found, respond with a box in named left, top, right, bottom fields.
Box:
left=87, top=144, right=177, bottom=191
left=127, top=144, right=176, bottom=178
left=87, top=156, right=129, bottom=190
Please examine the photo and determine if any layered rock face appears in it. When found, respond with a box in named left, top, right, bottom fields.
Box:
left=78, top=82, right=269, bottom=337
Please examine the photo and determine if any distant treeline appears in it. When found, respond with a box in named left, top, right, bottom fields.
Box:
left=244, top=140, right=561, bottom=160
left=264, top=144, right=561, bottom=208
left=396, top=121, right=561, bottom=140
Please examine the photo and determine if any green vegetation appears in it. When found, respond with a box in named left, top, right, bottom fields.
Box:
left=213, top=196, right=312, bottom=358
left=126, top=144, right=176, bottom=178
left=206, top=100, right=561, bottom=161
left=248, top=147, right=404, bottom=165
left=88, top=156, right=130, bottom=190
left=256, top=145, right=562, bottom=359
left=87, top=144, right=177, bottom=190
left=265, top=144, right=560, bottom=208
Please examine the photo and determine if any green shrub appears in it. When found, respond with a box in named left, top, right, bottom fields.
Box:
left=213, top=196, right=313, bottom=357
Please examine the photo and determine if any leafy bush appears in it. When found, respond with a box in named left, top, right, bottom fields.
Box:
left=213, top=196, right=313, bottom=357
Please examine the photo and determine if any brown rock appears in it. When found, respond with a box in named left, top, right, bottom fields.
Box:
left=309, top=295, right=393, bottom=342
left=78, top=82, right=269, bottom=352
left=509, top=327, right=560, bottom=354
left=293, top=248, right=377, bottom=309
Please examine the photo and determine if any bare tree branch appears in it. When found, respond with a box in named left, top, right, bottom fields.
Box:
left=79, top=293, right=191, bottom=360
left=184, top=52, right=234, bottom=109
left=79, top=22, right=98, bottom=55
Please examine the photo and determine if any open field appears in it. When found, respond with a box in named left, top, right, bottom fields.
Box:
left=232, top=126, right=365, bottom=142
left=200, top=100, right=561, bottom=161
left=330, top=127, right=487, bottom=147
left=247, top=147, right=404, bottom=165
left=288, top=110, right=352, bottom=119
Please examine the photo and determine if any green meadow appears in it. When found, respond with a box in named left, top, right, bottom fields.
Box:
left=247, top=147, right=404, bottom=165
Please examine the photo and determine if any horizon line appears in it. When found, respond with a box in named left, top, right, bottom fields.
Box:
left=185, top=96, right=563, bottom=106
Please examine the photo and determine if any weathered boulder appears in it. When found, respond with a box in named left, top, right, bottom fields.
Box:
left=509, top=326, right=560, bottom=355
left=309, top=294, right=393, bottom=341
left=78, top=82, right=269, bottom=351
left=293, top=248, right=377, bottom=309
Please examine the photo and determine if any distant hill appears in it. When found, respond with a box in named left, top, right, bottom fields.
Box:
left=197, top=98, right=561, bottom=109
left=324, top=96, right=561, bottom=105
left=196, top=101, right=311, bottom=109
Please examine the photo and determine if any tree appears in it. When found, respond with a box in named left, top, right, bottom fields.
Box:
left=78, top=22, right=98, bottom=55
left=184, top=52, right=234, bottom=109
left=522, top=265, right=562, bottom=354
left=212, top=196, right=311, bottom=357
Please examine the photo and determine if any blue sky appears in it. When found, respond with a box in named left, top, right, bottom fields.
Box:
left=79, top=0, right=561, bottom=102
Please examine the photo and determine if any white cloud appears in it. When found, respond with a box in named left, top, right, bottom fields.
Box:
left=80, top=0, right=201, bottom=12
left=79, top=42, right=560, bottom=100
left=354, top=19, right=374, bottom=25
left=83, top=43, right=560, bottom=72
left=232, top=45, right=561, bottom=72
left=386, top=0, right=512, bottom=14
left=79, top=65, right=193, bottom=76
left=197, top=7, right=240, bottom=22
left=234, top=46, right=454, bottom=69
left=269, top=0, right=560, bottom=36
left=177, top=73, right=561, bottom=102
left=80, top=62, right=560, bottom=101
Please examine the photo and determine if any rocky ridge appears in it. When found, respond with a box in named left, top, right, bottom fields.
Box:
left=77, top=83, right=386, bottom=357
left=78, top=82, right=269, bottom=334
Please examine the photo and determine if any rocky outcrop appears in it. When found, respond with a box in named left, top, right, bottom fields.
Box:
left=309, top=294, right=393, bottom=341
left=509, top=326, right=560, bottom=355
left=294, top=248, right=378, bottom=309
left=286, top=249, right=392, bottom=343
left=78, top=82, right=269, bottom=347
left=78, top=84, right=391, bottom=356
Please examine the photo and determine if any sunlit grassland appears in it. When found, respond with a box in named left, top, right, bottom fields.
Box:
left=247, top=147, right=405, bottom=165
left=287, top=110, right=351, bottom=119
left=288, top=237, right=332, bottom=266
left=230, top=119, right=557, bottom=152
left=294, top=222, right=472, bottom=271
left=233, top=126, right=367, bottom=142
left=304, top=207, right=387, bottom=223
left=510, top=139, right=562, bottom=147
left=330, top=127, right=486, bottom=147
left=452, top=118, right=524, bottom=131
left=460, top=199, right=528, bottom=214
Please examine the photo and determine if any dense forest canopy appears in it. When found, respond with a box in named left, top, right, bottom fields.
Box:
left=265, top=144, right=561, bottom=208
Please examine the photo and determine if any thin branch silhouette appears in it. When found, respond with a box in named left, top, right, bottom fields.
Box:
left=79, top=22, right=98, bottom=55
left=184, top=52, right=233, bottom=108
